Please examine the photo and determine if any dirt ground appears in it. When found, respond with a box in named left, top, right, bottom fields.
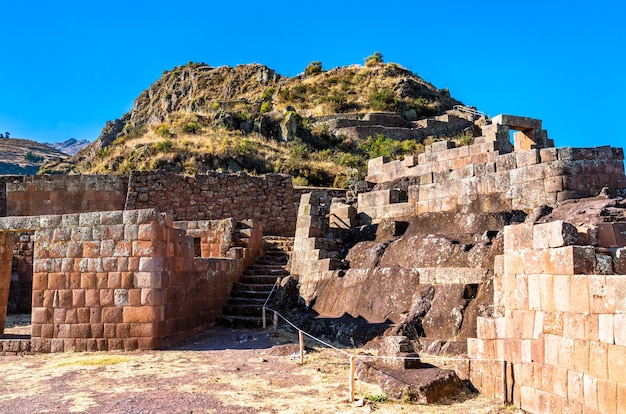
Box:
left=0, top=315, right=520, bottom=413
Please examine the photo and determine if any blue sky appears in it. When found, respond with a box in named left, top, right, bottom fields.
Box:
left=1, top=1, right=624, bottom=150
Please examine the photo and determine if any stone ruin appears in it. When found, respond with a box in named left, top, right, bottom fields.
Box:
left=289, top=114, right=626, bottom=411
left=0, top=112, right=625, bottom=413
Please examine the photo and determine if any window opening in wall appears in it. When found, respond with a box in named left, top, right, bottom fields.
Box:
left=194, top=237, right=202, bottom=258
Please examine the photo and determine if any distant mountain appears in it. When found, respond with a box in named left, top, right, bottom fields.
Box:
left=49, top=138, right=91, bottom=156
left=0, top=138, right=68, bottom=175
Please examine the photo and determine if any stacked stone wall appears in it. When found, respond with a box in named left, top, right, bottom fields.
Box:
left=5, top=175, right=127, bottom=217
left=125, top=171, right=296, bottom=237
left=360, top=145, right=625, bottom=222
left=0, top=209, right=261, bottom=352
left=468, top=221, right=626, bottom=413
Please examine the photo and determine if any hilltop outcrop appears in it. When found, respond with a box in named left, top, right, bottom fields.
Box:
left=44, top=61, right=466, bottom=185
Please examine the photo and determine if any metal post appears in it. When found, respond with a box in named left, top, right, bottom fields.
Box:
left=262, top=307, right=266, bottom=330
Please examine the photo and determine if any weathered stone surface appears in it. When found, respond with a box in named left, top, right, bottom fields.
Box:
left=355, top=361, right=462, bottom=403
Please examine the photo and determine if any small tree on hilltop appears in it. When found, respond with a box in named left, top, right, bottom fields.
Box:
left=4, top=132, right=9, bottom=139
left=365, top=52, right=384, bottom=67
left=0, top=133, right=4, bottom=139
left=304, top=61, right=323, bottom=76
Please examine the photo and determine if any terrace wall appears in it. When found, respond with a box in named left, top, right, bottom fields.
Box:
left=468, top=221, right=626, bottom=413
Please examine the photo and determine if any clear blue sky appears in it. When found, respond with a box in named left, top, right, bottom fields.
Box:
left=1, top=1, right=624, bottom=150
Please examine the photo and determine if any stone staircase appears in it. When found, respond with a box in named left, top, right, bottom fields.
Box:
left=218, top=237, right=293, bottom=329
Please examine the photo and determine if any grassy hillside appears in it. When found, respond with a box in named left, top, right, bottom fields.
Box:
left=0, top=138, right=68, bottom=175
left=42, top=57, right=470, bottom=186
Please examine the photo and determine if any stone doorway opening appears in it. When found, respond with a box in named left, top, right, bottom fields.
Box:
left=0, top=231, right=32, bottom=339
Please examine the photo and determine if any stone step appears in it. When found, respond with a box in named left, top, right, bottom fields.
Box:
left=243, top=267, right=289, bottom=276
left=239, top=274, right=281, bottom=285
left=217, top=315, right=264, bottom=329
left=223, top=303, right=263, bottom=317
left=226, top=297, right=266, bottom=306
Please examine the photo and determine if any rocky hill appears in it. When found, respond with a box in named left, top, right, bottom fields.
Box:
left=43, top=57, right=475, bottom=186
left=0, top=138, right=68, bottom=175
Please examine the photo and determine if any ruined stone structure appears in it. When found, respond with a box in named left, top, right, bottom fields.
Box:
left=289, top=114, right=626, bottom=411
left=1, top=111, right=625, bottom=411
left=0, top=171, right=289, bottom=352
left=0, top=209, right=263, bottom=352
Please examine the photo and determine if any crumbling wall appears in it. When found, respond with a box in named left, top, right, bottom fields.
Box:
left=125, top=171, right=297, bottom=236
left=5, top=175, right=127, bottom=217
left=0, top=209, right=262, bottom=352
left=364, top=145, right=625, bottom=221
left=468, top=221, right=626, bottom=413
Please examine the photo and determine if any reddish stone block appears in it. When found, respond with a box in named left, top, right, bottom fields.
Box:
left=570, top=275, right=590, bottom=313
left=137, top=337, right=156, bottom=350
left=51, top=338, right=65, bottom=353
left=520, top=385, right=537, bottom=413
left=544, top=312, right=564, bottom=336
left=84, top=289, right=99, bottom=307
left=68, top=273, right=81, bottom=289
left=108, top=338, right=124, bottom=350
left=504, top=222, right=534, bottom=252
left=77, top=307, right=90, bottom=323
left=614, top=314, right=626, bottom=346
left=41, top=324, right=54, bottom=338
left=617, top=383, right=626, bottom=414
left=115, top=323, right=130, bottom=338
left=134, top=272, right=162, bottom=288
left=554, top=275, right=572, bottom=312
left=568, top=370, right=585, bottom=403
left=96, top=273, right=108, bottom=289
left=589, top=341, right=609, bottom=379
left=597, top=378, right=617, bottom=414
left=86, top=339, right=98, bottom=352
left=32, top=307, right=51, bottom=324
left=123, top=306, right=159, bottom=323
left=56, top=324, right=71, bottom=338
left=533, top=220, right=579, bottom=249
left=107, top=272, right=122, bottom=289
left=101, top=307, right=123, bottom=323
left=562, top=399, right=583, bottom=413
left=584, top=314, right=599, bottom=342
left=573, top=339, right=590, bottom=373
left=47, top=273, right=67, bottom=290
left=121, top=272, right=134, bottom=288
left=103, top=323, right=116, bottom=338
left=589, top=275, right=609, bottom=314
left=114, top=240, right=132, bottom=257
left=79, top=273, right=96, bottom=289
left=99, top=289, right=114, bottom=306
left=539, top=274, right=555, bottom=311
left=554, top=366, right=569, bottom=398
left=606, top=276, right=626, bottom=313
left=31, top=324, right=42, bottom=337
left=58, top=290, right=72, bottom=308
left=70, top=324, right=91, bottom=339
left=89, top=308, right=101, bottom=323
left=599, top=314, right=615, bottom=344
left=608, top=344, right=626, bottom=383
left=532, top=335, right=545, bottom=364
left=559, top=337, right=575, bottom=368
left=91, top=323, right=104, bottom=338
left=129, top=323, right=156, bottom=338
left=128, top=289, right=142, bottom=306
left=124, top=338, right=139, bottom=351
left=564, top=313, right=586, bottom=340
left=96, top=338, right=108, bottom=351
left=71, top=289, right=85, bottom=308
left=82, top=241, right=100, bottom=258
left=584, top=374, right=599, bottom=410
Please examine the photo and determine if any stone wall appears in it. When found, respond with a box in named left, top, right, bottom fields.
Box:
left=0, top=209, right=262, bottom=352
left=360, top=145, right=625, bottom=223
left=5, top=175, right=127, bottom=217
left=125, top=171, right=297, bottom=237
left=468, top=221, right=626, bottom=413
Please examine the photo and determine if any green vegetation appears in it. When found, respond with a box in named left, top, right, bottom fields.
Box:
left=365, top=52, right=384, bottom=67
left=154, top=139, right=174, bottom=153
left=24, top=151, right=44, bottom=163
left=368, top=88, right=397, bottom=111
left=183, top=122, right=200, bottom=134
left=357, top=134, right=422, bottom=159
left=156, top=124, right=175, bottom=138
left=304, top=61, right=323, bottom=76
left=363, top=393, right=388, bottom=403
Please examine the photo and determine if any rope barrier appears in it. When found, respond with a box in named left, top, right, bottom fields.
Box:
left=260, top=281, right=507, bottom=403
